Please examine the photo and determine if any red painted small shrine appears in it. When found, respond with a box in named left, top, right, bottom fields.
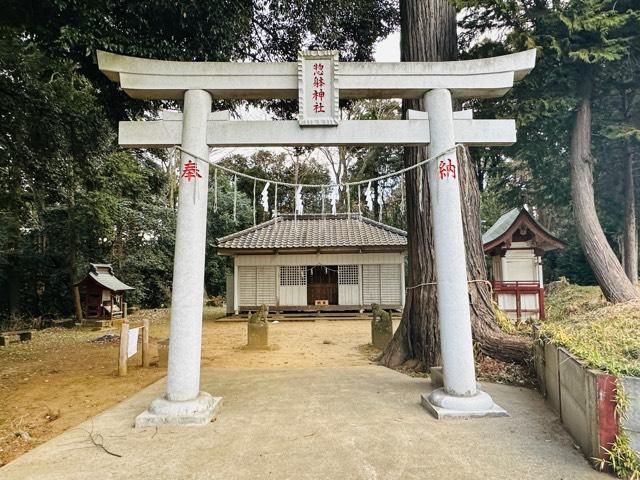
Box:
left=483, top=208, right=566, bottom=321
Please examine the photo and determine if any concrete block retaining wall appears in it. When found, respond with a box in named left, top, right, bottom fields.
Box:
left=534, top=340, right=629, bottom=463
left=621, top=376, right=640, bottom=453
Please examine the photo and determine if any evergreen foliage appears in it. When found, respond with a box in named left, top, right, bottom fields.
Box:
left=0, top=1, right=397, bottom=321
left=1, top=0, right=638, bottom=320
left=456, top=0, right=640, bottom=286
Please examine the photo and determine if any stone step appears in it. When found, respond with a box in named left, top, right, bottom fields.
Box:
left=216, top=314, right=402, bottom=323
left=80, top=319, right=115, bottom=331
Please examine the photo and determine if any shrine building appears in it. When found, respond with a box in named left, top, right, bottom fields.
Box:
left=483, top=208, right=566, bottom=321
left=217, top=214, right=407, bottom=314
left=74, top=263, right=134, bottom=327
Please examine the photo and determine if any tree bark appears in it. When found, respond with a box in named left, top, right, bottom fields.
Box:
left=4, top=214, right=21, bottom=316
left=623, top=141, right=638, bottom=284
left=381, top=0, right=530, bottom=368
left=67, top=190, right=84, bottom=322
left=458, top=147, right=531, bottom=361
left=6, top=262, right=20, bottom=316
left=570, top=72, right=638, bottom=302
left=73, top=286, right=83, bottom=322
left=622, top=88, right=638, bottom=284
left=380, top=0, right=456, bottom=369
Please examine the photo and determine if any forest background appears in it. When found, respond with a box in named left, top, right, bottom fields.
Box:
left=1, top=0, right=638, bottom=323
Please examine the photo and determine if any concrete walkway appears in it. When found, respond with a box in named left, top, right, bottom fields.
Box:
left=1, top=366, right=606, bottom=479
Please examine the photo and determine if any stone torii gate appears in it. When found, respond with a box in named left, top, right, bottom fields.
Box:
left=97, top=49, right=536, bottom=426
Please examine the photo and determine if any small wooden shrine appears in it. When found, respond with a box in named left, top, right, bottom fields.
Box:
left=75, top=264, right=134, bottom=326
left=483, top=208, right=566, bottom=321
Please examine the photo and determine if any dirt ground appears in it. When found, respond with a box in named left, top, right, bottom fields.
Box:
left=0, top=308, right=532, bottom=467
left=0, top=308, right=387, bottom=466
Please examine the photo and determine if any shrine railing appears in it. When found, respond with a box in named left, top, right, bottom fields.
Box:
left=491, top=280, right=545, bottom=320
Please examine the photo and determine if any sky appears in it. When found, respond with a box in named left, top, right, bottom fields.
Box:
left=374, top=31, right=400, bottom=62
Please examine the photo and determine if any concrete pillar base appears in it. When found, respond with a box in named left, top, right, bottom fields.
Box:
left=135, top=392, right=222, bottom=428
left=421, top=388, right=508, bottom=419
left=430, top=367, right=481, bottom=391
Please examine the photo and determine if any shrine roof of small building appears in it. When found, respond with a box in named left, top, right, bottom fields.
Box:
left=482, top=208, right=566, bottom=253
left=75, top=263, right=134, bottom=292
left=216, top=214, right=407, bottom=254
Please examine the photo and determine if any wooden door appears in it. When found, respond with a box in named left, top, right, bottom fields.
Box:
left=307, top=266, right=338, bottom=305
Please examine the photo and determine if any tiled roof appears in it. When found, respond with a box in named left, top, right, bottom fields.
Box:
left=217, top=214, right=407, bottom=251
left=75, top=263, right=134, bottom=291
left=482, top=208, right=521, bottom=246
left=482, top=207, right=566, bottom=251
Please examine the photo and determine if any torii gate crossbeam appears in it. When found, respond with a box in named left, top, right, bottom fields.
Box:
left=119, top=115, right=516, bottom=148
left=97, top=49, right=536, bottom=427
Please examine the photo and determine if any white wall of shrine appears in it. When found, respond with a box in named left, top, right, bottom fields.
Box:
left=229, top=252, right=405, bottom=311
left=491, top=241, right=543, bottom=320
left=492, top=242, right=542, bottom=284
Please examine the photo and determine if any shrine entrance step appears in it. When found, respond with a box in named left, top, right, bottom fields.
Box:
left=217, top=312, right=402, bottom=323
left=80, top=319, right=115, bottom=330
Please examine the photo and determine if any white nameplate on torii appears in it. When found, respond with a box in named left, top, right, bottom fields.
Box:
left=298, top=51, right=339, bottom=126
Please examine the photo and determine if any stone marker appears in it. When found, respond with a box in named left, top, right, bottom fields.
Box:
left=157, top=338, right=169, bottom=367
left=247, top=304, right=269, bottom=349
left=371, top=304, right=393, bottom=350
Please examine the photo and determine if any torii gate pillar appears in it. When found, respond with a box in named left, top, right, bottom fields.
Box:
left=135, top=89, right=222, bottom=427
left=421, top=89, right=506, bottom=418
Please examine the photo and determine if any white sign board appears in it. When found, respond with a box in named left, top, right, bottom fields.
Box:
left=298, top=50, right=339, bottom=126
left=128, top=327, right=140, bottom=358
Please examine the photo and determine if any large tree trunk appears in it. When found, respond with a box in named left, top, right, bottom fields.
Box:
left=381, top=0, right=529, bottom=368
left=67, top=191, right=83, bottom=322
left=6, top=262, right=20, bottom=316
left=4, top=215, right=21, bottom=317
left=458, top=147, right=531, bottom=361
left=570, top=73, right=638, bottom=302
left=623, top=141, right=637, bottom=284
left=622, top=88, right=638, bottom=284
left=380, top=140, right=439, bottom=367
left=380, top=0, right=456, bottom=369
